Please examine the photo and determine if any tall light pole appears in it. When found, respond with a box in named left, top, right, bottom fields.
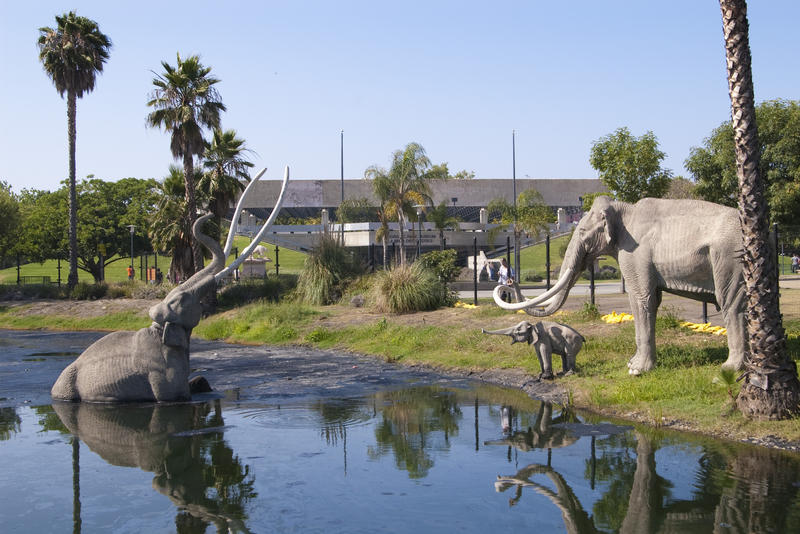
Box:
left=339, top=130, right=344, bottom=243
left=512, top=130, right=520, bottom=280
left=340, top=130, right=344, bottom=204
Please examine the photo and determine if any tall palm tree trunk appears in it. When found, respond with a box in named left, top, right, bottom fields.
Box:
left=398, top=214, right=406, bottom=265
left=67, top=91, right=79, bottom=289
left=720, top=0, right=800, bottom=419
left=183, top=152, right=203, bottom=275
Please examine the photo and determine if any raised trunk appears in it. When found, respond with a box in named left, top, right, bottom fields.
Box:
left=67, top=91, right=79, bottom=289
left=481, top=326, right=517, bottom=336
left=720, top=0, right=800, bottom=419
left=183, top=151, right=203, bottom=276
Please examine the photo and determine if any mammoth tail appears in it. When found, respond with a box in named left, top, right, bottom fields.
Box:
left=51, top=363, right=79, bottom=401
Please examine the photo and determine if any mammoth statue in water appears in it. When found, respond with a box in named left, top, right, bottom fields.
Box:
left=494, top=196, right=748, bottom=376
left=51, top=167, right=290, bottom=402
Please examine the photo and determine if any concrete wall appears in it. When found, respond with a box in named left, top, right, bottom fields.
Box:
left=241, top=178, right=605, bottom=210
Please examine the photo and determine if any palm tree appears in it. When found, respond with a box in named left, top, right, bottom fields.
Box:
left=426, top=201, right=460, bottom=250
left=366, top=143, right=446, bottom=265
left=375, top=205, right=390, bottom=268
left=37, top=12, right=111, bottom=289
left=719, top=0, right=800, bottom=418
left=198, top=128, right=253, bottom=244
left=146, top=54, right=225, bottom=275
left=487, top=189, right=554, bottom=261
left=149, top=166, right=200, bottom=283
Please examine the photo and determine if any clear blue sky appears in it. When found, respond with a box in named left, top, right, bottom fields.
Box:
left=2, top=1, right=799, bottom=191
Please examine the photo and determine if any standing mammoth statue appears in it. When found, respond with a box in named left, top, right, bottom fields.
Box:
left=51, top=167, right=291, bottom=402
left=494, top=196, right=748, bottom=375
left=483, top=320, right=584, bottom=380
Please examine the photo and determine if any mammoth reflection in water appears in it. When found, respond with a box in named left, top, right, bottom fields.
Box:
left=53, top=401, right=256, bottom=534
left=494, top=431, right=800, bottom=534
left=485, top=402, right=579, bottom=453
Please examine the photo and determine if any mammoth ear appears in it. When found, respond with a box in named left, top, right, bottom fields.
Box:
left=600, top=202, right=617, bottom=246
left=527, top=322, right=538, bottom=344
left=162, top=322, right=188, bottom=348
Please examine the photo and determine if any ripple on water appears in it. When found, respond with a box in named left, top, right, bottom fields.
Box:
left=233, top=399, right=374, bottom=431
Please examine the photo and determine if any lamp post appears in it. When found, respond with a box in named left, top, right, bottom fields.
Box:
left=512, top=129, right=520, bottom=280
left=339, top=130, right=344, bottom=243
left=127, top=225, right=135, bottom=279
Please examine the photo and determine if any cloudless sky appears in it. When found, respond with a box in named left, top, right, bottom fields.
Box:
left=2, top=1, right=799, bottom=191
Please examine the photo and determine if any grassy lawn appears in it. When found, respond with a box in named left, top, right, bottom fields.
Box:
left=0, top=237, right=309, bottom=284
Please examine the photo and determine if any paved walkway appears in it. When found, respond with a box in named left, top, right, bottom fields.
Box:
left=459, top=275, right=800, bottom=326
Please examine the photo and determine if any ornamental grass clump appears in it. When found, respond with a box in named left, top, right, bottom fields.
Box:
left=296, top=235, right=363, bottom=305
left=372, top=262, right=453, bottom=314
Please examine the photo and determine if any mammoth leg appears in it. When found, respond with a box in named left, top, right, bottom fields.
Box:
left=717, top=271, right=748, bottom=371
left=627, top=289, right=658, bottom=375
left=535, top=342, right=554, bottom=380
left=51, top=362, right=79, bottom=401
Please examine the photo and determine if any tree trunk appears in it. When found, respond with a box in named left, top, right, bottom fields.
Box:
left=67, top=91, right=79, bottom=289
left=183, top=151, right=202, bottom=276
left=720, top=0, right=800, bottom=419
left=398, top=213, right=406, bottom=265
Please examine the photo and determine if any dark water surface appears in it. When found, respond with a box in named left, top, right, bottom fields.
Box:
left=1, top=332, right=800, bottom=533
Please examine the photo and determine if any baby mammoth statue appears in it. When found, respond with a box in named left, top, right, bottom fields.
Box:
left=482, top=320, right=585, bottom=380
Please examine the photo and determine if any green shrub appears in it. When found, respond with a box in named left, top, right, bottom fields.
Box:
left=417, top=249, right=460, bottom=283
left=106, top=284, right=130, bottom=298
left=296, top=234, right=364, bottom=305
left=580, top=265, right=619, bottom=280
left=130, top=282, right=174, bottom=300
left=305, top=327, right=333, bottom=343
left=372, top=263, right=455, bottom=314
left=217, top=275, right=298, bottom=308
left=523, top=270, right=544, bottom=282
left=70, top=282, right=108, bottom=300
left=0, top=283, right=66, bottom=299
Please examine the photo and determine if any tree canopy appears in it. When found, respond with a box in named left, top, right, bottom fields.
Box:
left=16, top=178, right=158, bottom=281
left=590, top=127, right=672, bottom=203
left=0, top=182, right=21, bottom=263
left=487, top=188, right=555, bottom=245
left=685, top=99, right=800, bottom=231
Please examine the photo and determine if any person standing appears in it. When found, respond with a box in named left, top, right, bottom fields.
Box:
left=498, top=258, right=510, bottom=285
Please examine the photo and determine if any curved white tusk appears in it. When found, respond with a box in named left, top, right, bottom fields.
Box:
left=523, top=269, right=574, bottom=306
left=492, top=269, right=573, bottom=311
left=216, top=166, right=290, bottom=282
left=223, top=167, right=267, bottom=258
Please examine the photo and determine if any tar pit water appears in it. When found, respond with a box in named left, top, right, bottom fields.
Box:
left=1, top=330, right=799, bottom=533
left=2, top=388, right=800, bottom=533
